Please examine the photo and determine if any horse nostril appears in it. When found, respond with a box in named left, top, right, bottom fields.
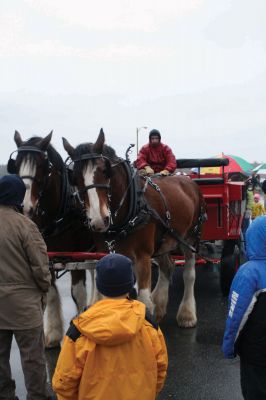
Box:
left=104, top=216, right=110, bottom=227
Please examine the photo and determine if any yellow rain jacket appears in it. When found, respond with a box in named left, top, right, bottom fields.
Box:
left=252, top=202, right=266, bottom=220
left=52, top=298, right=168, bottom=400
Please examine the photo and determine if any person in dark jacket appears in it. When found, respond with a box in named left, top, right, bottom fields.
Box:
left=223, top=216, right=266, bottom=399
left=135, top=129, right=176, bottom=176
left=262, top=179, right=266, bottom=195
left=0, top=175, right=51, bottom=400
left=250, top=172, right=261, bottom=191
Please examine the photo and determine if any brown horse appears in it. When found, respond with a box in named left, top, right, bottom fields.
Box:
left=63, top=129, right=205, bottom=327
left=8, top=131, right=93, bottom=346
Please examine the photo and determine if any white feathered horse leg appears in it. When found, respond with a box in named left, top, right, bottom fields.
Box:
left=136, top=255, right=155, bottom=314
left=151, top=254, right=174, bottom=321
left=87, top=269, right=101, bottom=306
left=44, top=282, right=63, bottom=348
left=71, top=271, right=87, bottom=314
left=176, top=248, right=197, bottom=327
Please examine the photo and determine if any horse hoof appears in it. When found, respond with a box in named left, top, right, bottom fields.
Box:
left=154, top=305, right=167, bottom=322
left=176, top=317, right=197, bottom=328
left=155, top=314, right=163, bottom=323
left=45, top=341, right=61, bottom=349
left=176, top=312, right=197, bottom=328
left=45, top=336, right=61, bottom=349
left=176, top=302, right=197, bottom=328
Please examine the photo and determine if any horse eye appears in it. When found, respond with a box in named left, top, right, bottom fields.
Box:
left=96, top=159, right=105, bottom=170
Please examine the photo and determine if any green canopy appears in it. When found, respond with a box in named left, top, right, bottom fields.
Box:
left=253, top=163, right=266, bottom=173
left=228, top=154, right=253, bottom=173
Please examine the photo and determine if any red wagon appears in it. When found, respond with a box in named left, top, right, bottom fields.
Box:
left=176, top=158, right=246, bottom=295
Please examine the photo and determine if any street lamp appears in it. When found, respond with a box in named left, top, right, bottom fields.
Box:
left=136, top=126, right=148, bottom=156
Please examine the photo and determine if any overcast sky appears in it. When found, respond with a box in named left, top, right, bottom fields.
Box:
left=0, top=0, right=265, bottom=164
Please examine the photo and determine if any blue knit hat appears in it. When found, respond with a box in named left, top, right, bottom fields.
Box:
left=96, top=253, right=134, bottom=297
left=0, top=175, right=26, bottom=207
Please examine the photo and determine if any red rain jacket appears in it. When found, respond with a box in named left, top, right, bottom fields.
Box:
left=136, top=142, right=176, bottom=173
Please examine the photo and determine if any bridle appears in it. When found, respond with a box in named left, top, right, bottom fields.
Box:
left=7, top=146, right=52, bottom=215
left=65, top=153, right=113, bottom=195
left=65, top=153, right=133, bottom=222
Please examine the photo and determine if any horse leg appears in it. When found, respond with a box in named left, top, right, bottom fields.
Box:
left=136, top=255, right=155, bottom=314
left=44, top=277, right=64, bottom=348
left=87, top=269, right=101, bottom=306
left=151, top=254, right=173, bottom=321
left=176, top=249, right=197, bottom=328
left=71, top=270, right=87, bottom=314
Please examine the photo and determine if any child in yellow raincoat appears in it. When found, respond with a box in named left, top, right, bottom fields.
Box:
left=52, top=253, right=168, bottom=400
left=251, top=193, right=266, bottom=220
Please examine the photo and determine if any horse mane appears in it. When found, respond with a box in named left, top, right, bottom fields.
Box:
left=22, top=136, right=65, bottom=171
left=75, top=142, right=120, bottom=163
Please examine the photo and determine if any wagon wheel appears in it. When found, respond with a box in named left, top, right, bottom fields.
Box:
left=220, top=239, right=240, bottom=296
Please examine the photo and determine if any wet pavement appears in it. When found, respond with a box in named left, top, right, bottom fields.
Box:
left=157, top=264, right=242, bottom=400
left=11, top=264, right=242, bottom=400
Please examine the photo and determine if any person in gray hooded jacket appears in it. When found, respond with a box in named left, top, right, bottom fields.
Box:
left=0, top=174, right=51, bottom=400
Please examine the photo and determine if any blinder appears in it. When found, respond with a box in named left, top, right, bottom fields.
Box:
left=7, top=146, right=51, bottom=179
left=7, top=157, right=17, bottom=174
left=65, top=153, right=113, bottom=188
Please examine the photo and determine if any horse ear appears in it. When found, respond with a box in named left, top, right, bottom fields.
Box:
left=14, top=130, right=23, bottom=147
left=62, top=137, right=75, bottom=159
left=93, top=128, right=105, bottom=154
left=38, top=130, right=53, bottom=151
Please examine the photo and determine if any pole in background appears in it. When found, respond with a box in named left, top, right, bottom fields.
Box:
left=136, top=126, right=148, bottom=157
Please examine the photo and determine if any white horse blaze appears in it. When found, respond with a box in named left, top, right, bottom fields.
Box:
left=83, top=164, right=109, bottom=231
left=19, top=157, right=36, bottom=216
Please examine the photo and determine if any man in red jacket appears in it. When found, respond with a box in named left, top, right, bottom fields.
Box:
left=135, top=129, right=176, bottom=176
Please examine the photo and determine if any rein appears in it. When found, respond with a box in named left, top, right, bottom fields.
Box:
left=141, top=175, right=198, bottom=253
left=112, top=167, right=138, bottom=218
left=142, top=176, right=171, bottom=224
left=107, top=160, right=139, bottom=231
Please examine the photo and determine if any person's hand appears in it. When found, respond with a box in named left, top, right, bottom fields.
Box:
left=160, top=169, right=170, bottom=176
left=144, top=166, right=154, bottom=175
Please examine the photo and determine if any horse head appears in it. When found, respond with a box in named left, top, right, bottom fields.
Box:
left=8, top=130, right=53, bottom=217
left=63, top=128, right=119, bottom=232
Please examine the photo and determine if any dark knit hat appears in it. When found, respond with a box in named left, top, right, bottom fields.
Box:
left=149, top=129, right=161, bottom=141
left=96, top=253, right=134, bottom=297
left=0, top=175, right=26, bottom=207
